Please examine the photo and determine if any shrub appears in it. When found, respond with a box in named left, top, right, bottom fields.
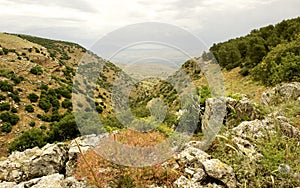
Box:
left=0, top=94, right=6, bottom=101
left=38, top=98, right=51, bottom=112
left=8, top=129, right=46, bottom=153
left=25, top=105, right=34, bottom=113
left=1, top=122, right=12, bottom=133
left=0, top=81, right=13, bottom=92
left=60, top=87, right=72, bottom=99
left=28, top=93, right=39, bottom=102
left=198, top=85, right=211, bottom=105
left=8, top=94, right=20, bottom=103
left=29, top=121, right=36, bottom=127
left=2, top=48, right=9, bottom=55
left=40, top=84, right=48, bottom=91
left=9, top=114, right=20, bottom=125
left=96, top=106, right=103, bottom=113
left=12, top=76, right=24, bottom=85
left=11, top=107, right=18, bottom=113
left=47, top=113, right=80, bottom=142
left=0, top=112, right=10, bottom=122
left=0, top=103, right=10, bottom=111
left=30, top=66, right=43, bottom=75
left=62, top=99, right=72, bottom=109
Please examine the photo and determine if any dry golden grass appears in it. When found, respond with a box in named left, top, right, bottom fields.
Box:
left=74, top=129, right=180, bottom=187
left=195, top=67, right=268, bottom=102
left=0, top=33, right=40, bottom=49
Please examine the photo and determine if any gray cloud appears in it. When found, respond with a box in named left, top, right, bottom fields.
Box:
left=5, top=0, right=98, bottom=12
left=0, top=0, right=299, bottom=53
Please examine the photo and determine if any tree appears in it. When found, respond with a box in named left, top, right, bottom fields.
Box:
left=47, top=113, right=80, bottom=142
left=38, top=97, right=51, bottom=112
left=25, top=105, right=34, bottom=113
left=28, top=93, right=39, bottom=102
left=30, top=66, right=43, bottom=75
left=1, top=122, right=12, bottom=133
left=0, top=103, right=10, bottom=111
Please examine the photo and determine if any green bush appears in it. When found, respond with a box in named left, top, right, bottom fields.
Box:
left=29, top=121, right=36, bottom=127
left=40, top=84, right=48, bottom=91
left=0, top=112, right=19, bottom=125
left=96, top=106, right=103, bottom=113
left=30, top=66, right=43, bottom=75
left=62, top=99, right=72, bottom=109
left=0, top=81, right=13, bottom=92
left=1, top=122, right=12, bottom=133
left=11, top=107, right=18, bottom=113
left=0, top=112, right=10, bottom=122
left=252, top=38, right=300, bottom=86
left=9, top=114, right=20, bottom=125
left=28, top=93, right=39, bottom=102
left=8, top=93, right=20, bottom=103
left=0, top=103, right=10, bottom=111
left=0, top=94, right=6, bottom=101
left=38, top=98, right=51, bottom=112
left=198, top=85, right=211, bottom=106
left=60, top=87, right=72, bottom=99
left=8, top=129, right=46, bottom=152
left=47, top=113, right=80, bottom=142
left=25, top=105, right=34, bottom=113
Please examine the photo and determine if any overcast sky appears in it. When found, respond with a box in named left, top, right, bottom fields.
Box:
left=1, top=0, right=299, bottom=50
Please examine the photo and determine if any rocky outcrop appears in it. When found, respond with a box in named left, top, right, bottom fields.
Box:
left=0, top=173, right=89, bottom=188
left=172, top=141, right=236, bottom=188
left=229, top=113, right=300, bottom=161
left=202, top=96, right=263, bottom=133
left=232, top=114, right=300, bottom=141
left=0, top=135, right=104, bottom=187
left=0, top=143, right=68, bottom=183
left=224, top=96, right=262, bottom=127
left=261, top=82, right=300, bottom=106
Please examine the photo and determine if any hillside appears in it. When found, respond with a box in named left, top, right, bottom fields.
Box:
left=0, top=33, right=130, bottom=157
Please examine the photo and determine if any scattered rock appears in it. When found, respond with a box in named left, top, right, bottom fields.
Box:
left=173, top=141, right=236, bottom=188
left=261, top=82, right=300, bottom=106
left=173, top=176, right=200, bottom=188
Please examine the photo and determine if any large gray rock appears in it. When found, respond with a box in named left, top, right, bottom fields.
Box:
left=0, top=143, right=68, bottom=182
left=173, top=141, right=236, bottom=188
left=225, top=96, right=262, bottom=127
left=229, top=114, right=300, bottom=162
left=201, top=98, right=226, bottom=133
left=202, top=159, right=236, bottom=188
left=0, top=173, right=89, bottom=188
left=261, top=82, right=300, bottom=106
left=232, top=114, right=300, bottom=141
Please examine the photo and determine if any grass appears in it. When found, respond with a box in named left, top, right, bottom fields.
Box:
left=264, top=99, right=300, bottom=129
left=207, top=118, right=300, bottom=187
left=194, top=67, right=268, bottom=103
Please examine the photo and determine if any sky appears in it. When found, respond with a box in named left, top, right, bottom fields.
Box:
left=0, top=0, right=299, bottom=52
